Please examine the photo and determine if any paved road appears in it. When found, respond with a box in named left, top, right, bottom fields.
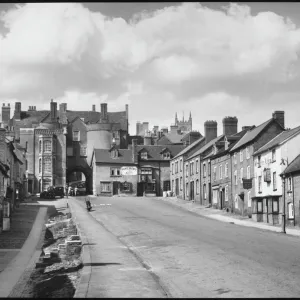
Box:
left=74, top=196, right=300, bottom=298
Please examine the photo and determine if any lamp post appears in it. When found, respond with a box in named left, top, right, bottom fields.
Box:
left=280, top=158, right=288, bottom=234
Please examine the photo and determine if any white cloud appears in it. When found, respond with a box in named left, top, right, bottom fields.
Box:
left=1, top=3, right=300, bottom=134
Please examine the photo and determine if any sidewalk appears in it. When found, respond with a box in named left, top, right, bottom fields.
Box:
left=153, top=196, right=300, bottom=237
left=0, top=203, right=48, bottom=297
left=68, top=199, right=166, bottom=298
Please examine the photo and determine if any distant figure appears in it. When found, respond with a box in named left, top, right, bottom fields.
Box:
left=75, top=186, right=78, bottom=197
left=68, top=186, right=72, bottom=196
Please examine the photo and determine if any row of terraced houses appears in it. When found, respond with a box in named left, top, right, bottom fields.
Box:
left=170, top=111, right=300, bottom=228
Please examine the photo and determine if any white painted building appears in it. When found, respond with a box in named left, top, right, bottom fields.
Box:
left=252, top=126, right=300, bottom=224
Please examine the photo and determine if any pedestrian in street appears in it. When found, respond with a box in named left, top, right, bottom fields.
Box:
left=75, top=186, right=78, bottom=197
left=68, top=186, right=72, bottom=197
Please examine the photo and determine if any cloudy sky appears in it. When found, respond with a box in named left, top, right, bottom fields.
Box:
left=1, top=2, right=300, bottom=135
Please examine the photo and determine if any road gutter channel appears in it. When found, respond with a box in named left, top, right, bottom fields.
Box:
left=69, top=207, right=92, bottom=298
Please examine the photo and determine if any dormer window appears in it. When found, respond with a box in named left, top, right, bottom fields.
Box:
left=141, top=152, right=148, bottom=159
left=163, top=152, right=170, bottom=159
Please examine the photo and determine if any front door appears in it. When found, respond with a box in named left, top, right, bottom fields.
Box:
left=113, top=181, right=120, bottom=195
left=190, top=181, right=194, bottom=201
left=175, top=179, right=179, bottom=196
left=220, top=189, right=225, bottom=210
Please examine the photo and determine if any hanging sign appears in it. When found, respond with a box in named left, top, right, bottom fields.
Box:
left=243, top=178, right=252, bottom=190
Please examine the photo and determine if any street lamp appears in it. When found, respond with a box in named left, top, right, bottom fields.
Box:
left=280, top=158, right=288, bottom=234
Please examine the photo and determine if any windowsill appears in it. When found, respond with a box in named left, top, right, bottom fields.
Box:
left=273, top=189, right=277, bottom=192
left=258, top=191, right=262, bottom=194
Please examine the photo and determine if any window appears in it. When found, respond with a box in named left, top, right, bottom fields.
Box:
left=288, top=202, right=294, bottom=219
left=273, top=199, right=279, bottom=213
left=246, top=147, right=250, bottom=159
left=73, top=131, right=80, bottom=141
left=272, top=149, right=276, bottom=162
left=163, top=152, right=170, bottom=159
left=196, top=160, right=199, bottom=173
left=225, top=163, right=228, bottom=177
left=81, top=146, right=87, bottom=156
left=225, top=185, right=228, bottom=201
left=257, top=200, right=263, bottom=213
left=185, top=164, right=189, bottom=177
left=258, top=176, right=262, bottom=193
left=39, top=140, right=42, bottom=153
left=208, top=162, right=211, bottom=176
left=101, top=182, right=111, bottom=192
left=213, top=189, right=218, bottom=204
left=180, top=177, right=183, bottom=191
left=186, top=182, right=189, bottom=197
left=240, top=150, right=243, bottom=162
left=176, top=162, right=179, bottom=173
left=172, top=163, right=174, bottom=175
left=203, top=164, right=206, bottom=177
left=111, top=149, right=118, bottom=158
left=247, top=166, right=250, bottom=179
left=67, top=147, right=74, bottom=156
left=141, top=168, right=152, bottom=175
left=247, top=191, right=251, bottom=208
left=121, top=182, right=131, bottom=192
left=258, top=155, right=261, bottom=168
left=240, top=168, right=243, bottom=183
left=39, top=158, right=42, bottom=173
left=213, top=167, right=217, bottom=181
left=203, top=184, right=207, bottom=199
left=190, top=162, right=193, bottom=176
left=180, top=159, right=183, bottom=171
left=288, top=177, right=292, bottom=192
left=234, top=153, right=237, bottom=164
left=43, top=157, right=51, bottom=173
left=196, top=179, right=199, bottom=194
left=44, top=140, right=51, bottom=152
left=111, top=167, right=121, bottom=176
left=141, top=152, right=148, bottom=159
left=219, top=165, right=222, bottom=180
left=234, top=170, right=237, bottom=185
left=273, top=172, right=277, bottom=190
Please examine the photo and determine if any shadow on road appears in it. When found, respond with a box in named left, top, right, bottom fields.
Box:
left=83, top=262, right=122, bottom=267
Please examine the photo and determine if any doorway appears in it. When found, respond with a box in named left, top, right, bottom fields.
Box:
left=219, top=189, right=225, bottom=210
left=113, top=181, right=120, bottom=195
left=175, top=178, right=179, bottom=196
left=190, top=181, right=194, bottom=201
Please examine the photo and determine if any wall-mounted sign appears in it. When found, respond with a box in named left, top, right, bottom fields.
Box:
left=121, top=166, right=137, bottom=176
left=242, top=178, right=252, bottom=190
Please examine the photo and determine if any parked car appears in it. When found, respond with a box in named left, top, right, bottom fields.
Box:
left=40, top=186, right=65, bottom=199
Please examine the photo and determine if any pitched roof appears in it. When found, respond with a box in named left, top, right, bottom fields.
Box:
left=162, top=132, right=185, bottom=144
left=173, top=137, right=205, bottom=159
left=254, top=125, right=300, bottom=156
left=181, top=131, right=203, bottom=142
left=282, top=154, right=300, bottom=175
left=94, top=149, right=135, bottom=164
left=65, top=110, right=101, bottom=124
left=230, top=119, right=275, bottom=152
left=136, top=145, right=184, bottom=161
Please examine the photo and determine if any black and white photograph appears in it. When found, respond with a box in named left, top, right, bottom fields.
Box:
left=1, top=1, right=300, bottom=298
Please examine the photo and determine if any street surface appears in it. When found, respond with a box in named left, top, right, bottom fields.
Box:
left=73, top=196, right=300, bottom=298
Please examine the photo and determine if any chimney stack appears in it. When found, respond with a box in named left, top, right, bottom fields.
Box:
left=136, top=121, right=142, bottom=136
left=204, top=120, right=218, bottom=144
left=170, top=124, right=179, bottom=134
left=14, top=102, right=21, bottom=121
left=161, top=127, right=168, bottom=134
left=92, top=104, right=96, bottom=112
left=1, top=103, right=11, bottom=125
left=222, top=116, right=238, bottom=136
left=272, top=111, right=285, bottom=129
left=242, top=126, right=252, bottom=131
left=132, top=139, right=138, bottom=164
left=100, top=103, right=108, bottom=121
left=50, top=99, right=58, bottom=123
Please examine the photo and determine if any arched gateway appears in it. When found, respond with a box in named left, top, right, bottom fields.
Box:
left=66, top=166, right=93, bottom=195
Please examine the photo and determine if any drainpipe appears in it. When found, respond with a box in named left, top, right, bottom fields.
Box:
left=292, top=175, right=295, bottom=226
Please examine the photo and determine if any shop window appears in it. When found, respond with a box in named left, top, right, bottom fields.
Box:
left=288, top=202, right=294, bottom=219
left=100, top=182, right=111, bottom=192
left=273, top=199, right=279, bottom=213
left=257, top=200, right=263, bottom=213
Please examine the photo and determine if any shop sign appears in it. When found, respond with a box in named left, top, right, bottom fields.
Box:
left=121, top=166, right=137, bottom=176
left=243, top=178, right=252, bottom=189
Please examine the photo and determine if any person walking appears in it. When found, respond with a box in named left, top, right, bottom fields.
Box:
left=65, top=184, right=69, bottom=199
left=68, top=186, right=72, bottom=197
left=75, top=186, right=78, bottom=197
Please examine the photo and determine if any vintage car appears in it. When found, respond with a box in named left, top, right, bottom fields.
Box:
left=40, top=186, right=65, bottom=199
